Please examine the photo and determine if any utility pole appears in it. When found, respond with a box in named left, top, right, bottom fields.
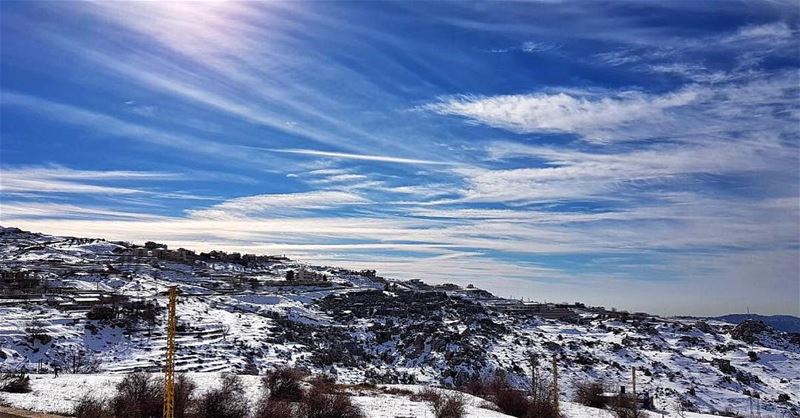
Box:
left=529, top=353, right=539, bottom=396
left=632, top=367, right=637, bottom=397
left=552, top=356, right=559, bottom=414
left=163, top=286, right=177, bottom=418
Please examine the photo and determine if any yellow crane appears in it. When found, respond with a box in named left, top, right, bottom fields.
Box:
left=163, top=286, right=177, bottom=418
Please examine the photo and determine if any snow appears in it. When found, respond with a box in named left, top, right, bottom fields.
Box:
left=1, top=227, right=798, bottom=418
left=0, top=375, right=728, bottom=418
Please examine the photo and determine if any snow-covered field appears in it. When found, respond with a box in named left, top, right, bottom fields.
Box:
left=0, top=373, right=728, bottom=418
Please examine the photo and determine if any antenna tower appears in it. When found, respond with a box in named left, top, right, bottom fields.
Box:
left=163, top=286, right=177, bottom=418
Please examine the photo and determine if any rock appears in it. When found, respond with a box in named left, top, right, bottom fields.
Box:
left=731, top=320, right=770, bottom=343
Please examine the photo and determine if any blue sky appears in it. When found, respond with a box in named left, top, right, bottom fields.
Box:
left=1, top=1, right=798, bottom=316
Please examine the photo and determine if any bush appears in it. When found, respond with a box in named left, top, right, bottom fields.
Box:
left=192, top=373, right=250, bottom=418
left=611, top=395, right=648, bottom=418
left=411, top=387, right=442, bottom=403
left=255, top=398, right=297, bottom=418
left=460, top=374, right=561, bottom=418
left=74, top=373, right=193, bottom=418
left=574, top=380, right=609, bottom=408
left=174, top=373, right=196, bottom=418
left=87, top=305, right=116, bottom=321
left=430, top=391, right=466, bottom=418
left=299, top=385, right=365, bottom=418
left=25, top=320, right=51, bottom=345
left=308, top=374, right=337, bottom=393
left=263, top=367, right=306, bottom=402
left=525, top=396, right=561, bottom=418
left=494, top=388, right=531, bottom=418
left=73, top=394, right=112, bottom=418
left=110, top=372, right=163, bottom=418
left=0, top=373, right=31, bottom=393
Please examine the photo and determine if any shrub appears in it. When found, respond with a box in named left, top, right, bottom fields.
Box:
left=494, top=388, right=531, bottom=418
left=611, top=395, right=648, bottom=418
left=74, top=373, right=192, bottom=418
left=192, top=373, right=250, bottom=418
left=299, top=385, right=365, bottom=418
left=242, top=357, right=260, bottom=375
left=87, top=305, right=116, bottom=321
left=411, top=387, right=442, bottom=403
left=308, top=374, right=337, bottom=393
left=119, top=300, right=160, bottom=332
left=526, top=396, right=561, bottom=418
left=263, top=367, right=306, bottom=402
left=574, top=380, right=609, bottom=408
left=430, top=391, right=466, bottom=418
left=0, top=373, right=31, bottom=393
left=109, top=372, right=162, bottom=418
left=712, top=358, right=736, bottom=375
left=747, top=351, right=759, bottom=362
left=174, top=373, right=196, bottom=418
left=460, top=374, right=560, bottom=418
left=73, top=394, right=112, bottom=418
left=25, top=320, right=51, bottom=345
left=255, top=398, right=297, bottom=418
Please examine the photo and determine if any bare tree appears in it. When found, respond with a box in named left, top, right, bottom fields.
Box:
left=25, top=319, right=50, bottom=345
left=55, top=347, right=100, bottom=374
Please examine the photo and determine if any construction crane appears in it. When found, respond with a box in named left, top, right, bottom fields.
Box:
left=163, top=286, right=177, bottom=418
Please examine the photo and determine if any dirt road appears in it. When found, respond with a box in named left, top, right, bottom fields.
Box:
left=0, top=406, right=67, bottom=418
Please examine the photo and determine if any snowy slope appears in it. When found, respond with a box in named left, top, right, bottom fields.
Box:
left=0, top=227, right=798, bottom=417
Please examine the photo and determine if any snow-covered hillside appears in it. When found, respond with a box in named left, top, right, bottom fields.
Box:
left=1, top=227, right=798, bottom=417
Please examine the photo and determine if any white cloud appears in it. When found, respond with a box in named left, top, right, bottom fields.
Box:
left=0, top=166, right=176, bottom=195
left=268, top=148, right=458, bottom=166
left=0, top=202, right=166, bottom=221
left=489, top=41, right=559, bottom=54
left=186, top=191, right=369, bottom=220
left=463, top=135, right=797, bottom=204
left=424, top=89, right=698, bottom=142
left=724, top=22, right=795, bottom=44
left=427, top=71, right=799, bottom=144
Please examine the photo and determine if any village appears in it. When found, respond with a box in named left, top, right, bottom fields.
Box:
left=0, top=239, right=642, bottom=326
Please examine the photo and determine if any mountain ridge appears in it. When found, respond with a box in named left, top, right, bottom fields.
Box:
left=709, top=314, right=800, bottom=333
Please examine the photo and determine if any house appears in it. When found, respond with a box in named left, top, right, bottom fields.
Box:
left=58, top=292, right=116, bottom=310
left=494, top=301, right=578, bottom=320
left=293, top=268, right=327, bottom=283
left=0, top=269, right=41, bottom=290
left=131, top=248, right=149, bottom=257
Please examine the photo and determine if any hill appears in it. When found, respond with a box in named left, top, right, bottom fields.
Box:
left=712, top=314, right=800, bottom=333
left=0, top=226, right=798, bottom=417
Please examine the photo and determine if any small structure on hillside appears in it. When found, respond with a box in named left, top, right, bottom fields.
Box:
left=493, top=301, right=578, bottom=320
left=286, top=267, right=328, bottom=284
left=0, top=269, right=43, bottom=292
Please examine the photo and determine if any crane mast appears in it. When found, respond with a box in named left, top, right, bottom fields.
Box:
left=163, top=286, right=177, bottom=418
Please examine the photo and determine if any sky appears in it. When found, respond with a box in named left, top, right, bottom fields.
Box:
left=1, top=1, right=798, bottom=316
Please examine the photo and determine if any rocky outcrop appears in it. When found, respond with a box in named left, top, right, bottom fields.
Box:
left=731, top=320, right=770, bottom=343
